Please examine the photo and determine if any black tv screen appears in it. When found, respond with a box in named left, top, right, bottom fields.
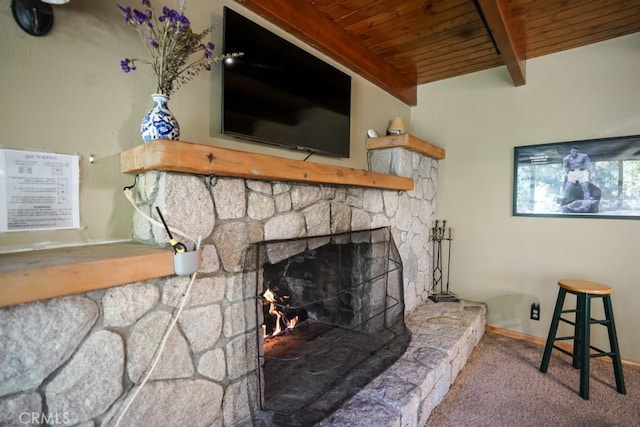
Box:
left=221, top=7, right=352, bottom=158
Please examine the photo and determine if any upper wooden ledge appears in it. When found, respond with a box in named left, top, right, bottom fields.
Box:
left=0, top=242, right=174, bottom=308
left=366, top=134, right=446, bottom=160
left=121, top=139, right=414, bottom=191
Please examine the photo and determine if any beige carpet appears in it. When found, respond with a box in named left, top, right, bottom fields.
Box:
left=425, top=332, right=640, bottom=427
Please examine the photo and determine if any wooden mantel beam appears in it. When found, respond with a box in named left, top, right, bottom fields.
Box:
left=477, top=0, right=526, bottom=86
left=121, top=139, right=414, bottom=191
left=233, top=0, right=417, bottom=106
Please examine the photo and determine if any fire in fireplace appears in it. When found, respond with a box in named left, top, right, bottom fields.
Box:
left=249, top=227, right=410, bottom=426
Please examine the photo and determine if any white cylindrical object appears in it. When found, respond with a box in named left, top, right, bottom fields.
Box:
left=173, top=249, right=200, bottom=276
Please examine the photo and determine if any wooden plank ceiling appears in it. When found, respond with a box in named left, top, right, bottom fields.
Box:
left=235, top=0, right=640, bottom=105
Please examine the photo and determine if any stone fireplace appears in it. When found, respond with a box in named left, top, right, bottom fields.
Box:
left=0, top=140, right=485, bottom=426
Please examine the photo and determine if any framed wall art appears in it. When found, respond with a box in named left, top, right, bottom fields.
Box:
left=513, top=135, right=640, bottom=219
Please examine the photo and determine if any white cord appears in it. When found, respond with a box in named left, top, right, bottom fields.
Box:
left=112, top=271, right=198, bottom=426
left=123, top=188, right=198, bottom=246
left=114, top=186, right=201, bottom=425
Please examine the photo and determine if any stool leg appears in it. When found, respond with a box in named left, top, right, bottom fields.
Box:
left=603, top=295, right=626, bottom=395
left=573, top=293, right=584, bottom=369
left=540, top=288, right=566, bottom=373
left=578, top=294, right=591, bottom=400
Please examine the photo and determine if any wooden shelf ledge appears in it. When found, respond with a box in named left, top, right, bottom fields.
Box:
left=366, top=134, right=446, bottom=160
left=121, top=139, right=414, bottom=191
left=0, top=242, right=174, bottom=308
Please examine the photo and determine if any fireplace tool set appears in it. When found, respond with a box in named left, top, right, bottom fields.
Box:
left=429, top=220, right=459, bottom=303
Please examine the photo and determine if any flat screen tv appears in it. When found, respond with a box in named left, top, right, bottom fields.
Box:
left=221, top=7, right=352, bottom=158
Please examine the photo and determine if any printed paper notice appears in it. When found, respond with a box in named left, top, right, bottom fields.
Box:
left=0, top=149, right=80, bottom=232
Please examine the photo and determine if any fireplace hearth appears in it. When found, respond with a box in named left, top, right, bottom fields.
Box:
left=248, top=227, right=410, bottom=426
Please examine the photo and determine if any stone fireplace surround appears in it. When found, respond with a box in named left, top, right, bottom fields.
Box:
left=0, top=143, right=485, bottom=426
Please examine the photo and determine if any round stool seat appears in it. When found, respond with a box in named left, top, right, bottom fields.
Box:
left=558, top=279, right=612, bottom=295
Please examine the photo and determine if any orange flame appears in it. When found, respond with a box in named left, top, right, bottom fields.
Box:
left=263, top=288, right=299, bottom=338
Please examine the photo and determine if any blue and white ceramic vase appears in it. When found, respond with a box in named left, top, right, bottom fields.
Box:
left=140, top=93, right=180, bottom=143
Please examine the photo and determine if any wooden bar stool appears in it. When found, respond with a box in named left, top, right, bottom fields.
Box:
left=540, top=279, right=626, bottom=400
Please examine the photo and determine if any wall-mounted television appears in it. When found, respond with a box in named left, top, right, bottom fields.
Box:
left=221, top=7, right=352, bottom=158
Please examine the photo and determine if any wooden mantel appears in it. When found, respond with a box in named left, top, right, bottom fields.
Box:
left=0, top=242, right=174, bottom=308
left=120, top=139, right=415, bottom=191
left=366, top=134, right=446, bottom=160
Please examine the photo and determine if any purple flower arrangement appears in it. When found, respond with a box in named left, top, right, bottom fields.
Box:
left=117, top=0, right=242, bottom=96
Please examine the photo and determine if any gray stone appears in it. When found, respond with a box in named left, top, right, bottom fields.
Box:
left=200, top=244, right=221, bottom=273
left=265, top=239, right=307, bottom=265
left=160, top=275, right=192, bottom=307
left=346, top=188, right=364, bottom=208
left=291, top=185, right=323, bottom=209
left=320, top=394, right=401, bottom=427
left=371, top=213, right=391, bottom=228
left=264, top=212, right=305, bottom=241
left=248, top=191, right=275, bottom=220
left=156, top=174, right=215, bottom=243
left=214, top=221, right=264, bottom=272
left=384, top=358, right=436, bottom=398
left=227, top=272, right=254, bottom=303
left=410, top=233, right=429, bottom=264
left=0, top=392, right=42, bottom=427
left=391, top=148, right=414, bottom=177
left=417, top=198, right=432, bottom=224
left=129, top=173, right=160, bottom=244
left=135, top=171, right=161, bottom=202
left=223, top=379, right=256, bottom=426
left=45, top=331, right=124, bottom=424
left=178, top=305, right=222, bottom=352
left=0, top=297, right=98, bottom=397
left=333, top=187, right=347, bottom=202
left=350, top=208, right=371, bottom=231
left=114, top=379, right=223, bottom=427
left=162, top=275, right=226, bottom=307
left=362, top=373, right=420, bottom=427
left=302, top=202, right=331, bottom=236
left=223, top=301, right=247, bottom=338
left=127, top=311, right=194, bottom=382
left=132, top=207, right=153, bottom=243
left=395, top=195, right=413, bottom=231
left=210, top=178, right=246, bottom=219
left=274, top=192, right=292, bottom=212
left=226, top=335, right=256, bottom=381
left=330, top=202, right=351, bottom=234
left=410, top=197, right=423, bottom=220
left=198, top=348, right=226, bottom=381
left=103, top=282, right=159, bottom=327
left=382, top=191, right=399, bottom=217
left=272, top=183, right=291, bottom=194
left=404, top=279, right=419, bottom=313
left=368, top=150, right=393, bottom=175
left=247, top=180, right=272, bottom=194
left=363, top=189, right=384, bottom=213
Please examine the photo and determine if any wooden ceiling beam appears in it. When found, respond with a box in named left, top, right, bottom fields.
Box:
left=476, top=0, right=526, bottom=86
left=234, top=0, right=417, bottom=105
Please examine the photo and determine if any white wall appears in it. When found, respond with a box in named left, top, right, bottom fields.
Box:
left=0, top=0, right=408, bottom=252
left=412, top=34, right=640, bottom=361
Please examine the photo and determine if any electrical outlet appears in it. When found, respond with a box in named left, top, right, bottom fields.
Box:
left=530, top=303, right=540, bottom=321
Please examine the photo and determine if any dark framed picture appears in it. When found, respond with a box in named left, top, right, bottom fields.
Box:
left=513, top=135, right=640, bottom=219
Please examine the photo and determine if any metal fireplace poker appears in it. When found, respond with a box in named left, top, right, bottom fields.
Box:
left=429, top=219, right=459, bottom=303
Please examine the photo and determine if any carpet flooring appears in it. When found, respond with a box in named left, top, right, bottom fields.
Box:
left=425, top=332, right=640, bottom=427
